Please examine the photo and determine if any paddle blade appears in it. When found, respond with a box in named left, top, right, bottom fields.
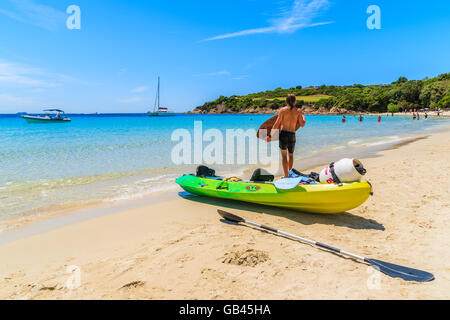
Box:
left=367, top=259, right=434, bottom=282
left=217, top=210, right=245, bottom=223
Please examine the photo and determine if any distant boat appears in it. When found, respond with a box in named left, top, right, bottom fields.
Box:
left=148, top=77, right=175, bottom=117
left=22, top=109, right=71, bottom=123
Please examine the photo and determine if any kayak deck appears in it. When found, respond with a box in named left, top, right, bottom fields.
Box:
left=176, top=175, right=372, bottom=214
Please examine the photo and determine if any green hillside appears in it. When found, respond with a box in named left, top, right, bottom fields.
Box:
left=252, top=94, right=332, bottom=103
left=195, top=73, right=450, bottom=113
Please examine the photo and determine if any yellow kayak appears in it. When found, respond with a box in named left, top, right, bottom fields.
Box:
left=176, top=174, right=372, bottom=214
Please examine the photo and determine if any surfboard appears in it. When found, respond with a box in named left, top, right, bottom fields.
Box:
left=257, top=115, right=279, bottom=141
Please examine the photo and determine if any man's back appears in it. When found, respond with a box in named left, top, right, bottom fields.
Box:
left=278, top=106, right=304, bottom=132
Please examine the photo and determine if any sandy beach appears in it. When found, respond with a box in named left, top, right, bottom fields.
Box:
left=0, top=128, right=449, bottom=300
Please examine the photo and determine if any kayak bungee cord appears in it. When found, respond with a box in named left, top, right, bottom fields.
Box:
left=217, top=209, right=434, bottom=282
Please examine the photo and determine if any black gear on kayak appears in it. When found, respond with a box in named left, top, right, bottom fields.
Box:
left=291, top=168, right=320, bottom=182
left=250, top=168, right=274, bottom=182
left=196, top=165, right=216, bottom=178
left=308, top=172, right=320, bottom=182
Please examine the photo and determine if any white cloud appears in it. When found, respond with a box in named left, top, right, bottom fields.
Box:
left=193, top=70, right=230, bottom=77
left=119, top=86, right=150, bottom=104
left=0, top=93, right=35, bottom=108
left=118, top=68, right=128, bottom=75
left=232, top=75, right=249, bottom=80
left=0, top=59, right=82, bottom=111
left=0, top=61, right=57, bottom=87
left=119, top=97, right=142, bottom=104
left=131, top=86, right=149, bottom=93
left=193, top=70, right=248, bottom=80
left=0, top=7, right=26, bottom=22
left=0, top=0, right=66, bottom=30
left=0, top=59, right=83, bottom=90
left=0, top=60, right=80, bottom=89
left=200, top=0, right=333, bottom=41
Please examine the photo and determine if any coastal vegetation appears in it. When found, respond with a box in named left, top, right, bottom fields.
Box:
left=193, top=73, right=450, bottom=114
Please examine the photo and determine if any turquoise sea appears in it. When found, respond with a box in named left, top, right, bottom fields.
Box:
left=1, top=113, right=449, bottom=218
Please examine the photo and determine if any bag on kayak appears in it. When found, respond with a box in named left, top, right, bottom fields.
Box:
left=290, top=168, right=320, bottom=182
left=196, top=165, right=217, bottom=178
left=250, top=168, right=274, bottom=182
left=319, top=158, right=367, bottom=184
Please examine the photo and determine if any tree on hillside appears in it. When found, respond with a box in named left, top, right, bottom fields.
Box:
left=420, top=82, right=449, bottom=107
left=436, top=93, right=450, bottom=109
left=392, top=76, right=408, bottom=85
left=388, top=81, right=423, bottom=104
left=387, top=103, right=399, bottom=113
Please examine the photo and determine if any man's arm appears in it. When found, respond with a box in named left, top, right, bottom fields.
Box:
left=295, top=109, right=306, bottom=130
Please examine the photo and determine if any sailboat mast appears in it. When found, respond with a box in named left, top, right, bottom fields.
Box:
left=157, top=76, right=160, bottom=110
left=153, top=76, right=160, bottom=113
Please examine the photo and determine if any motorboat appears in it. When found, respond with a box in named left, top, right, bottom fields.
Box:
left=22, top=109, right=71, bottom=123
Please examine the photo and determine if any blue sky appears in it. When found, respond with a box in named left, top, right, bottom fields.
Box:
left=0, top=0, right=449, bottom=113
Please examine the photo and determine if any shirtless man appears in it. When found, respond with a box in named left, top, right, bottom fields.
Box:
left=267, top=94, right=306, bottom=178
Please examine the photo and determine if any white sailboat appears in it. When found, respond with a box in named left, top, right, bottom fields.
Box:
left=148, top=77, right=175, bottom=117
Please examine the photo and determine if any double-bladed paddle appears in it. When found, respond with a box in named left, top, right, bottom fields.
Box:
left=218, top=209, right=434, bottom=282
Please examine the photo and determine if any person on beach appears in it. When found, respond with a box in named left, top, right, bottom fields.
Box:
left=417, top=113, right=420, bottom=120
left=413, top=113, right=416, bottom=120
left=425, top=113, right=428, bottom=119
left=267, top=94, right=306, bottom=178
left=378, top=115, right=381, bottom=122
left=359, top=115, right=363, bottom=122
